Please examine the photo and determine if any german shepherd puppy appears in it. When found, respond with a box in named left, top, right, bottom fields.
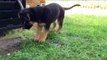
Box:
left=19, top=3, right=80, bottom=42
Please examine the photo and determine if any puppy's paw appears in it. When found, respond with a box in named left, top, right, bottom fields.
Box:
left=33, top=38, right=46, bottom=43
left=33, top=37, right=39, bottom=42
left=38, top=39, right=46, bottom=43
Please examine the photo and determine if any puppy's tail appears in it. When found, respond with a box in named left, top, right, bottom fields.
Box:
left=63, top=4, right=80, bottom=10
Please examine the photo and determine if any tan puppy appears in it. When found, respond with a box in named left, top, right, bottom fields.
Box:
left=26, top=0, right=45, bottom=7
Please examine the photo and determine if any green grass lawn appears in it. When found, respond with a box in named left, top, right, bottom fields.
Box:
left=0, top=14, right=107, bottom=60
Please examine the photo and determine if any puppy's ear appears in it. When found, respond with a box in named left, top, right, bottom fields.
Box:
left=18, top=8, right=30, bottom=23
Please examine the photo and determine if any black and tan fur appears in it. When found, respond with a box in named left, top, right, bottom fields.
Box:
left=19, top=3, right=80, bottom=42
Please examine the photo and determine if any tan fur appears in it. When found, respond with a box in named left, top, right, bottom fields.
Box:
left=38, top=30, right=48, bottom=42
left=33, top=24, right=42, bottom=41
left=26, top=0, right=45, bottom=7
left=33, top=24, right=48, bottom=42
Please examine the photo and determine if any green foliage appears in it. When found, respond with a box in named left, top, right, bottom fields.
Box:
left=1, top=14, right=107, bottom=60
